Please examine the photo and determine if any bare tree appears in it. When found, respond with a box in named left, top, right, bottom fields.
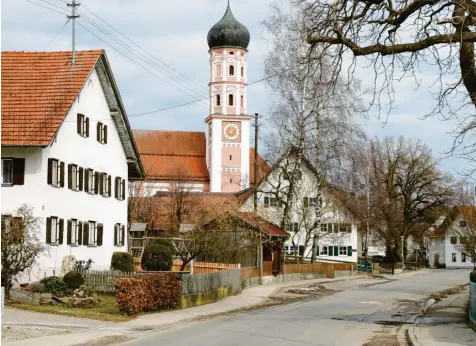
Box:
left=1, top=204, right=47, bottom=298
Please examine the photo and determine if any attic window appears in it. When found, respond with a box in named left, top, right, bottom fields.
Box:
left=77, top=113, right=89, bottom=137
left=460, top=220, right=467, bottom=227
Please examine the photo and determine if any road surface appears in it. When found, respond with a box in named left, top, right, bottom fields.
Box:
left=124, top=269, right=470, bottom=346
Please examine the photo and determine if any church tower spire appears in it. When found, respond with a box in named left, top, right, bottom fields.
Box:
left=205, top=2, right=251, bottom=192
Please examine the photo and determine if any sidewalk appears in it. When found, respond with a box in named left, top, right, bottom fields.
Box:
left=408, top=287, right=476, bottom=346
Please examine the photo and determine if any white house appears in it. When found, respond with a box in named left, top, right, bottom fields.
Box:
left=238, top=148, right=359, bottom=263
left=425, top=206, right=476, bottom=268
left=1, top=50, right=144, bottom=280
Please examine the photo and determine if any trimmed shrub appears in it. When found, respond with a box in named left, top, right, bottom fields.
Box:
left=30, top=282, right=45, bottom=293
left=111, top=252, right=134, bottom=272
left=63, top=271, right=84, bottom=289
left=116, top=273, right=182, bottom=315
left=141, top=239, right=175, bottom=271
left=471, top=270, right=476, bottom=283
left=41, top=276, right=68, bottom=294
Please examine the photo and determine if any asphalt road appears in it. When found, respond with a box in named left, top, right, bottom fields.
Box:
left=124, top=269, right=470, bottom=346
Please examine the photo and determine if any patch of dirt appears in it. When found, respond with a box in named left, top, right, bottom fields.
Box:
left=73, top=335, right=132, bottom=346
left=1, top=326, right=72, bottom=342
left=428, top=284, right=467, bottom=302
left=363, top=326, right=402, bottom=346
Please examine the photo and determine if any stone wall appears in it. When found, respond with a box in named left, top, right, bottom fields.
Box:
left=9, top=289, right=52, bottom=305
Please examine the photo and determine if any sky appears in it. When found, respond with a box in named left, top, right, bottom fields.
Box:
left=1, top=0, right=472, bottom=179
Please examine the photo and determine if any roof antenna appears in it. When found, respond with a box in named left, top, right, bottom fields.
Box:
left=67, top=0, right=80, bottom=65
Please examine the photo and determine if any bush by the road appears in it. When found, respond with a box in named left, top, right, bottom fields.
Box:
left=115, top=273, right=182, bottom=315
left=63, top=271, right=84, bottom=289
left=110, top=252, right=134, bottom=272
left=41, top=276, right=68, bottom=294
left=141, top=239, right=175, bottom=271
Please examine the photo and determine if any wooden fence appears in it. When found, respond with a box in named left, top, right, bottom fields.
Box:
left=379, top=262, right=403, bottom=274
left=80, top=269, right=134, bottom=293
left=283, top=261, right=356, bottom=278
left=171, top=260, right=239, bottom=274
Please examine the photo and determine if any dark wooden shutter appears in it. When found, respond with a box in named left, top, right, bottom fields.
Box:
left=94, top=172, right=99, bottom=194
left=97, top=122, right=101, bottom=142
left=114, top=177, right=119, bottom=199
left=83, top=222, right=89, bottom=245
left=97, top=223, right=103, bottom=246
left=59, top=162, right=65, bottom=188
left=84, top=169, right=90, bottom=193
left=58, top=219, right=64, bottom=244
left=78, top=167, right=84, bottom=191
left=67, top=164, right=72, bottom=189
left=85, top=117, right=90, bottom=137
left=77, top=222, right=83, bottom=245
left=46, top=217, right=52, bottom=244
left=334, top=246, right=339, bottom=256
left=347, top=246, right=352, bottom=256
left=107, top=176, right=111, bottom=197
left=77, top=114, right=82, bottom=134
left=114, top=224, right=118, bottom=246
left=104, top=125, right=108, bottom=144
left=12, top=158, right=25, bottom=185
left=99, top=173, right=104, bottom=195
left=121, top=225, right=125, bottom=246
left=317, top=246, right=319, bottom=256
left=67, top=220, right=72, bottom=245
left=121, top=179, right=125, bottom=200
left=47, top=158, right=53, bottom=185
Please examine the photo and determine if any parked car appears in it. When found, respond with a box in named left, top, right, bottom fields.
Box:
left=371, top=255, right=386, bottom=263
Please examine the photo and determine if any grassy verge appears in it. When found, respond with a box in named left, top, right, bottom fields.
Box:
left=7, top=294, right=134, bottom=322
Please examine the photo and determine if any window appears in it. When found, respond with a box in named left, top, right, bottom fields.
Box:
left=230, top=51, right=234, bottom=55
left=292, top=222, right=299, bottom=233
left=100, top=173, right=111, bottom=197
left=47, top=158, right=64, bottom=188
left=320, top=246, right=328, bottom=256
left=229, top=94, right=234, bottom=106
left=339, top=224, right=348, bottom=233
left=77, top=113, right=89, bottom=137
left=46, top=217, right=63, bottom=245
left=451, top=236, right=457, bottom=244
left=2, top=158, right=25, bottom=186
left=230, top=155, right=232, bottom=161
left=264, top=196, right=270, bottom=208
left=339, top=246, right=347, bottom=256
left=460, top=220, right=467, bottom=227
left=85, top=221, right=104, bottom=246
left=216, top=95, right=221, bottom=106
left=270, top=197, right=278, bottom=207
left=85, top=169, right=95, bottom=194
left=114, top=223, right=125, bottom=246
left=295, top=170, right=302, bottom=180
left=67, top=219, right=82, bottom=246
left=2, top=159, right=13, bottom=185
left=320, top=223, right=328, bottom=233
left=240, top=95, right=244, bottom=107
left=229, top=65, right=235, bottom=76
left=97, top=122, right=108, bottom=144
left=68, top=164, right=83, bottom=191
left=241, top=67, right=244, bottom=77
left=452, top=253, right=457, bottom=262
left=309, top=198, right=318, bottom=207
left=462, top=253, right=467, bottom=262
left=115, top=177, right=126, bottom=200
left=88, top=221, right=96, bottom=246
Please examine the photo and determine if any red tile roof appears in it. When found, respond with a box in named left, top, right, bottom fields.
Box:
left=238, top=212, right=289, bottom=237
left=133, top=129, right=270, bottom=184
left=2, top=50, right=103, bottom=146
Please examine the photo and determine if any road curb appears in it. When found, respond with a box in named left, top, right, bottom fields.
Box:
left=407, top=324, right=422, bottom=346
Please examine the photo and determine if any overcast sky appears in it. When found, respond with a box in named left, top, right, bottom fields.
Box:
left=2, top=0, right=471, bottom=178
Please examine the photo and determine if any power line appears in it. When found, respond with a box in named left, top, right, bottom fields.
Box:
left=25, top=0, right=69, bottom=16
left=80, top=4, right=206, bottom=94
left=45, top=18, right=71, bottom=47
left=35, top=0, right=68, bottom=12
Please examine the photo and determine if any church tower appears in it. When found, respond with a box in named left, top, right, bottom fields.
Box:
left=205, top=2, right=251, bottom=193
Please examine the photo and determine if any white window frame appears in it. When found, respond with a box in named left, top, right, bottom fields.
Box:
left=115, top=223, right=124, bottom=246
left=71, top=219, right=78, bottom=245
left=320, top=223, right=328, bottom=233
left=88, top=221, right=97, bottom=246
left=1, top=159, right=13, bottom=185
left=462, top=253, right=467, bottom=262
left=452, top=253, right=457, bottom=262
left=51, top=159, right=60, bottom=187
left=102, top=173, right=108, bottom=197
left=71, top=164, right=79, bottom=191
left=339, top=246, right=347, bottom=256
left=50, top=217, right=59, bottom=244
left=270, top=197, right=278, bottom=207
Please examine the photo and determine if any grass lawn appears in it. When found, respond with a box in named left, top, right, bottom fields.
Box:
left=7, top=294, right=134, bottom=322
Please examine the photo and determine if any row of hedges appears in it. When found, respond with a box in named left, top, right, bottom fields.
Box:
left=115, top=273, right=182, bottom=315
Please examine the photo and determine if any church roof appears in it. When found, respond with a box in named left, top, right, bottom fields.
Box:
left=133, top=129, right=269, bottom=184
left=207, top=2, right=250, bottom=50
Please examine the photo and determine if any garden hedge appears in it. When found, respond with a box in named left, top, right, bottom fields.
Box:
left=141, top=239, right=175, bottom=271
left=63, top=271, right=84, bottom=289
left=111, top=252, right=134, bottom=272
left=115, top=273, right=182, bottom=315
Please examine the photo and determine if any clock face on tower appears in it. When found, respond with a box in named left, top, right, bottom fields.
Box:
left=222, top=122, right=241, bottom=142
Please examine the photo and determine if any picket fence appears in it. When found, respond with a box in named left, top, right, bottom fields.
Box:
left=171, top=260, right=239, bottom=274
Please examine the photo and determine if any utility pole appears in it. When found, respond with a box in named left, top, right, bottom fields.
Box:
left=253, top=113, right=263, bottom=285
left=67, top=0, right=80, bottom=65
left=365, top=157, right=370, bottom=264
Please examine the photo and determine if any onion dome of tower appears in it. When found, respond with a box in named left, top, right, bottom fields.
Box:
left=207, top=1, right=250, bottom=50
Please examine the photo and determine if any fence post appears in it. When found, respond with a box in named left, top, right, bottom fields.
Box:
left=190, top=260, right=194, bottom=274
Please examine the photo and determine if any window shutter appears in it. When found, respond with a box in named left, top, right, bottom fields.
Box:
left=114, top=225, right=118, bottom=246
left=67, top=220, right=72, bottom=245
left=77, top=113, right=81, bottom=134
left=329, top=245, right=333, bottom=256
left=58, top=219, right=64, bottom=245
left=104, top=125, right=108, bottom=144
left=94, top=172, right=99, bottom=194
left=46, top=217, right=52, bottom=243
left=13, top=158, right=25, bottom=185
left=84, top=169, right=90, bottom=193
left=97, top=223, right=103, bottom=246
left=86, top=117, right=90, bottom=137
left=114, top=177, right=119, bottom=199
left=83, top=222, right=89, bottom=245
left=47, top=158, right=53, bottom=185
left=317, top=246, right=319, bottom=256
left=67, top=164, right=72, bottom=189
left=78, top=167, right=84, bottom=191
left=107, top=176, right=111, bottom=197
left=59, top=162, right=65, bottom=188
left=334, top=246, right=339, bottom=256
left=121, top=179, right=126, bottom=200
left=77, top=222, right=83, bottom=245
left=347, top=246, right=352, bottom=256
left=304, top=197, right=309, bottom=208
left=121, top=225, right=125, bottom=246
left=99, top=173, right=104, bottom=195
left=97, top=122, right=101, bottom=142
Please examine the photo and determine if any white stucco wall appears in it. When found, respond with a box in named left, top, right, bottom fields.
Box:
left=1, top=67, right=129, bottom=281
left=427, top=237, right=445, bottom=267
